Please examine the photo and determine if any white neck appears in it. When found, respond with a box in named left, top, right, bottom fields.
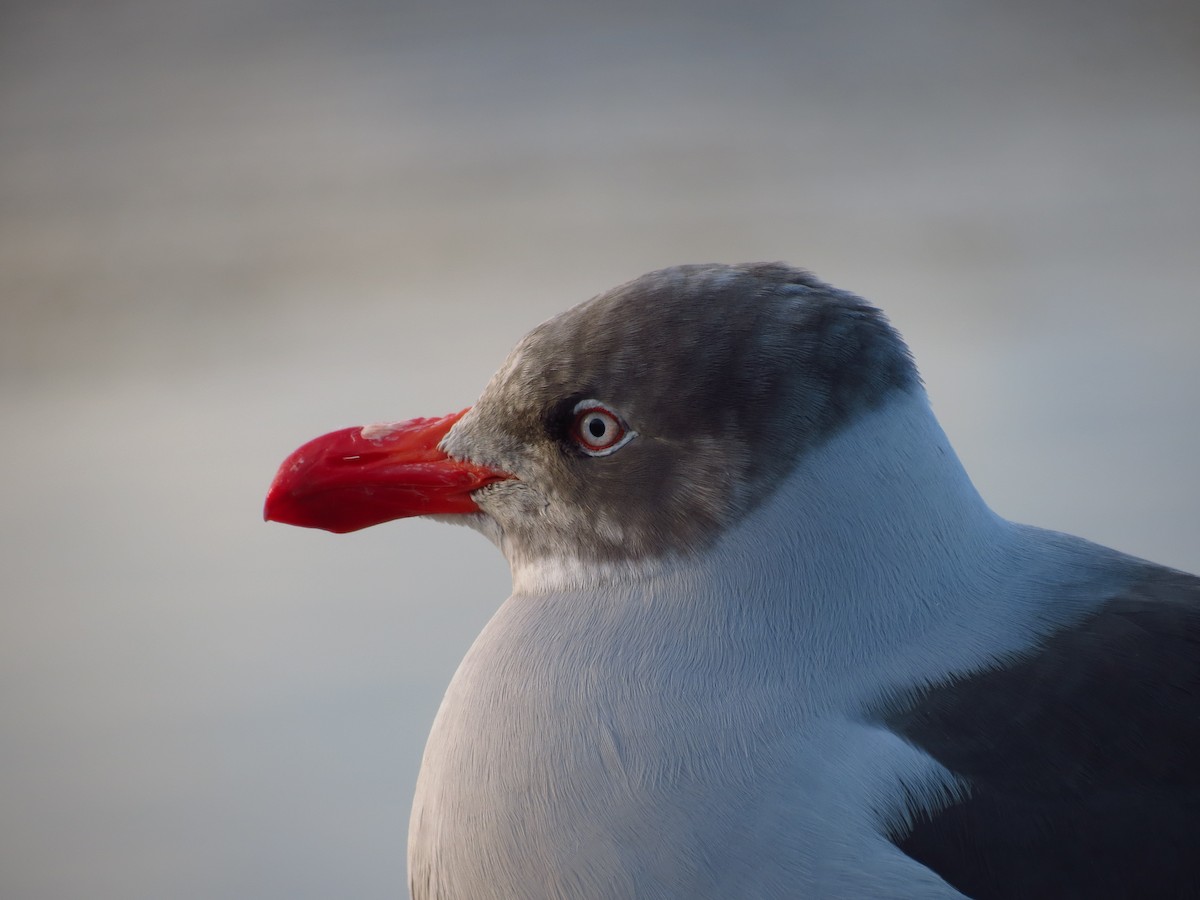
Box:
left=717, top=390, right=1013, bottom=664
left=510, top=390, right=1030, bottom=701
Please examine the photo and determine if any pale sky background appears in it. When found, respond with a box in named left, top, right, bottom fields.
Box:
left=2, top=1, right=1198, bottom=897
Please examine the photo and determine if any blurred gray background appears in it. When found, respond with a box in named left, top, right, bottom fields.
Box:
left=2, top=0, right=1197, bottom=897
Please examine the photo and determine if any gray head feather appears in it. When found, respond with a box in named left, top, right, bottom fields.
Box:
left=442, top=263, right=920, bottom=567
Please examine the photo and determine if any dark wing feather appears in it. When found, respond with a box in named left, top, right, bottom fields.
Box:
left=881, top=567, right=1200, bottom=900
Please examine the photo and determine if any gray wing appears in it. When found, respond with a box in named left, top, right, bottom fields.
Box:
left=880, top=566, right=1200, bottom=900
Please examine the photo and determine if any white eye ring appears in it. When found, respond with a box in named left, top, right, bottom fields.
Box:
left=570, top=399, right=637, bottom=457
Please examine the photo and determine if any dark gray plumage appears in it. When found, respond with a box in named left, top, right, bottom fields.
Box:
left=445, top=263, right=917, bottom=566
left=881, top=564, right=1200, bottom=899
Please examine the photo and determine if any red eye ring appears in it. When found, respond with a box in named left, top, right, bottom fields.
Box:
left=570, top=401, right=636, bottom=456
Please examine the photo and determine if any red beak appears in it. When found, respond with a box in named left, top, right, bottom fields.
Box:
left=264, top=408, right=512, bottom=534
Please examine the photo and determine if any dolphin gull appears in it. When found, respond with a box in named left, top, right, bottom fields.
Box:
left=265, top=263, right=1200, bottom=899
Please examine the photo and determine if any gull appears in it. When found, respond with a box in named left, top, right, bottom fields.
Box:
left=265, top=263, right=1200, bottom=899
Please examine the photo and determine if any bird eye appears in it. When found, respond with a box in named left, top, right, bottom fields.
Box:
left=570, top=400, right=637, bottom=456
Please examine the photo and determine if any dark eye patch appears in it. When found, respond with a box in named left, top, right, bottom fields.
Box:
left=543, top=393, right=591, bottom=447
